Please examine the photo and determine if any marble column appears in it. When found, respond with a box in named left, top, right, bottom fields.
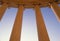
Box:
left=34, top=5, right=50, bottom=41
left=50, top=2, right=60, bottom=21
left=10, top=5, right=24, bottom=41
left=0, top=3, right=8, bottom=21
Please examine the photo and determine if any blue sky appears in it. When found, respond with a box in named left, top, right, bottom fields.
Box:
left=0, top=4, right=60, bottom=41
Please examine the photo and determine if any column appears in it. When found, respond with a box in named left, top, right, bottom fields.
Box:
left=10, top=5, right=24, bottom=41
left=49, top=2, right=60, bottom=21
left=0, top=3, right=8, bottom=21
left=34, top=5, right=50, bottom=41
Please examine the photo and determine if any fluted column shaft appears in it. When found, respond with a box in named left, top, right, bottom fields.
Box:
left=0, top=3, right=8, bottom=21
left=34, top=5, right=50, bottom=41
left=10, top=5, right=24, bottom=41
left=50, top=2, right=60, bottom=21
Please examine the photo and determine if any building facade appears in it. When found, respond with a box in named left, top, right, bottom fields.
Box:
left=0, top=0, right=60, bottom=41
